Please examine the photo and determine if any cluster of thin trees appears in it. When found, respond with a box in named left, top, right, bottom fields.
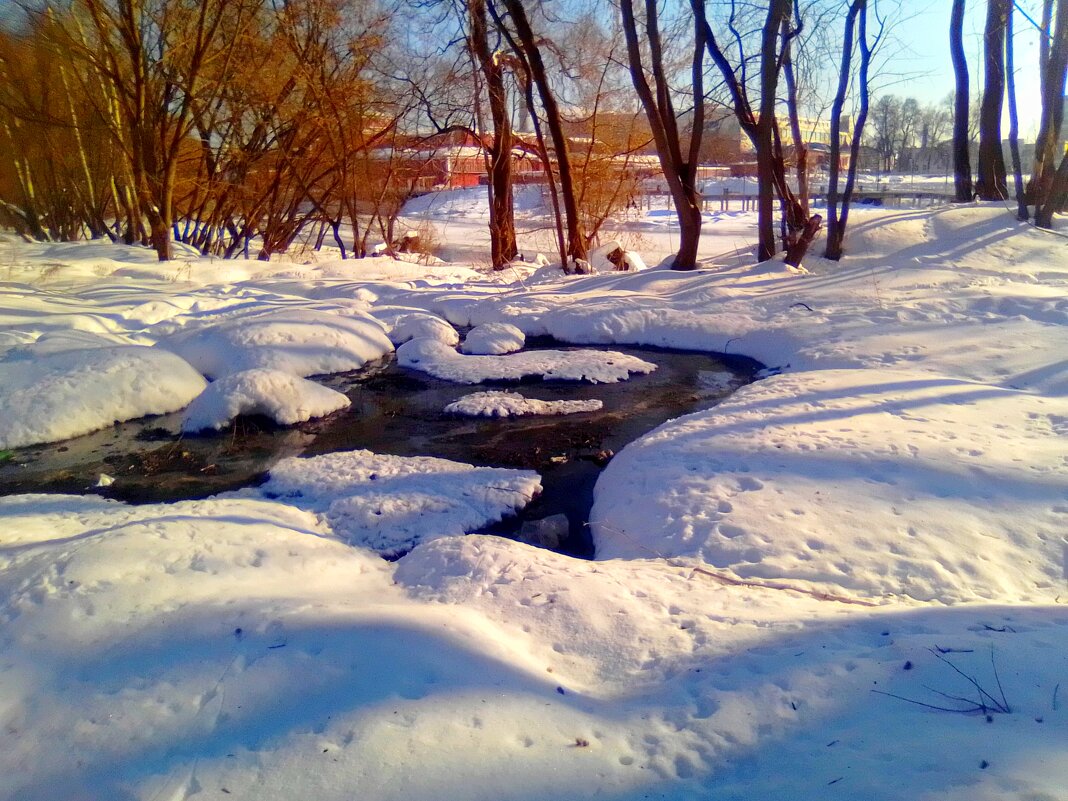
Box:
left=0, top=0, right=649, bottom=266
left=0, top=0, right=427, bottom=261
left=0, top=0, right=1066, bottom=271
left=949, top=0, right=1068, bottom=227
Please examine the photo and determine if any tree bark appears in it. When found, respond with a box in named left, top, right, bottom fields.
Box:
left=1030, top=0, right=1068, bottom=222
left=1037, top=153, right=1068, bottom=227
left=976, top=0, right=1009, bottom=200
left=950, top=0, right=973, bottom=202
left=825, top=0, right=865, bottom=260
left=621, top=0, right=704, bottom=270
left=498, top=0, right=588, bottom=262
left=1005, top=3, right=1028, bottom=220
left=468, top=0, right=518, bottom=269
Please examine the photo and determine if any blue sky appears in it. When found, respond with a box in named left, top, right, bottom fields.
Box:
left=890, top=0, right=1046, bottom=137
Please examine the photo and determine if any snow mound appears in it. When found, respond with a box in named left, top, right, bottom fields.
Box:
left=397, top=338, right=656, bottom=384
left=256, top=450, right=542, bottom=556
left=461, top=322, right=525, bottom=354
left=181, top=368, right=351, bottom=432
left=156, top=308, right=393, bottom=379
left=4, top=329, right=135, bottom=357
left=0, top=346, right=207, bottom=449
left=387, top=312, right=460, bottom=346
left=444, top=391, right=602, bottom=417
left=592, top=368, right=1068, bottom=604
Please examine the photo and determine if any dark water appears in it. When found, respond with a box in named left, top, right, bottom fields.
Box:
left=0, top=340, right=760, bottom=557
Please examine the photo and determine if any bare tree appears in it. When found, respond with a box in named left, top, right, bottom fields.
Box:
left=1032, top=0, right=1068, bottom=226
left=975, top=0, right=1009, bottom=200
left=697, top=0, right=823, bottom=265
left=492, top=0, right=590, bottom=265
left=468, top=0, right=518, bottom=269
left=825, top=0, right=878, bottom=261
left=66, top=0, right=257, bottom=260
left=950, top=0, right=972, bottom=201
left=620, top=0, right=705, bottom=270
left=1005, top=1, right=1027, bottom=220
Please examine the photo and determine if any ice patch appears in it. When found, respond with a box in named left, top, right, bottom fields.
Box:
left=397, top=338, right=656, bottom=384
left=254, top=450, right=542, bottom=556
left=444, top=391, right=602, bottom=417
left=181, top=368, right=351, bottom=432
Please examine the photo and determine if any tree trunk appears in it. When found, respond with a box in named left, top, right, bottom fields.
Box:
left=781, top=15, right=808, bottom=218
left=621, top=0, right=704, bottom=270
left=468, top=0, right=517, bottom=269
left=1005, top=3, right=1028, bottom=220
left=950, top=0, right=973, bottom=202
left=499, top=0, right=588, bottom=262
left=826, top=0, right=871, bottom=261
left=1030, top=0, right=1068, bottom=222
left=1036, top=153, right=1068, bottom=227
left=976, top=0, right=1009, bottom=200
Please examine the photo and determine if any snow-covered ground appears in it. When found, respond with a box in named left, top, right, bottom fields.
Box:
left=1, top=199, right=1067, bottom=801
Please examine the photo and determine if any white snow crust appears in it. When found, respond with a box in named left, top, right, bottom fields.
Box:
left=444, top=391, right=603, bottom=417
left=156, top=308, right=393, bottom=379
left=0, top=346, right=207, bottom=448
left=254, top=449, right=542, bottom=556
left=397, top=337, right=656, bottom=383
left=181, top=368, right=351, bottom=432
left=2, top=204, right=1068, bottom=801
left=460, top=322, right=525, bottom=354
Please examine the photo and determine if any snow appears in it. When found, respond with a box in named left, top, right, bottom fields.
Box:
left=384, top=311, right=460, bottom=346
left=1, top=201, right=1068, bottom=800
left=156, top=308, right=394, bottom=379
left=444, top=391, right=603, bottom=417
left=251, top=450, right=542, bottom=557
left=591, top=368, right=1068, bottom=604
left=397, top=337, right=657, bottom=384
left=181, top=368, right=351, bottom=432
left=0, top=345, right=207, bottom=449
left=460, top=322, right=525, bottom=354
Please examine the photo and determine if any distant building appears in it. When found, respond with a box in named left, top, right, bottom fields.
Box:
left=704, top=114, right=853, bottom=172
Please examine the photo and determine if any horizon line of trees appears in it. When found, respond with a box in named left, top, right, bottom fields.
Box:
left=0, top=0, right=1065, bottom=271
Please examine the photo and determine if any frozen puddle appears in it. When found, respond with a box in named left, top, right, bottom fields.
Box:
left=0, top=341, right=760, bottom=557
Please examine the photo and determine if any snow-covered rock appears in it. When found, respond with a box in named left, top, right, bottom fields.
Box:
left=460, top=322, right=525, bottom=355
left=0, top=346, right=207, bottom=449
left=444, top=391, right=602, bottom=417
left=387, top=312, right=460, bottom=347
left=156, top=308, right=393, bottom=379
left=181, top=368, right=351, bottom=432
left=397, top=338, right=656, bottom=384
left=254, top=450, right=542, bottom=556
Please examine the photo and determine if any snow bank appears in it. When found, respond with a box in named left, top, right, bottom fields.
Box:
left=397, top=338, right=657, bottom=384
left=592, top=368, right=1068, bottom=604
left=461, top=322, right=525, bottom=354
left=156, top=308, right=393, bottom=379
left=385, top=311, right=460, bottom=346
left=444, top=391, right=602, bottom=417
left=255, top=450, right=542, bottom=556
left=0, top=346, right=207, bottom=449
left=181, top=368, right=350, bottom=432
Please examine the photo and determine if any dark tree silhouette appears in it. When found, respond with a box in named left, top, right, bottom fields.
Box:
left=950, top=0, right=973, bottom=202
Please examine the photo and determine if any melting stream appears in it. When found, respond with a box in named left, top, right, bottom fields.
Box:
left=0, top=340, right=760, bottom=557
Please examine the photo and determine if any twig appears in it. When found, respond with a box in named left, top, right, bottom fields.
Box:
left=871, top=689, right=988, bottom=714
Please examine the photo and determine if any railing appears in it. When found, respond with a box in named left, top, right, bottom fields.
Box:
left=694, top=185, right=957, bottom=212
